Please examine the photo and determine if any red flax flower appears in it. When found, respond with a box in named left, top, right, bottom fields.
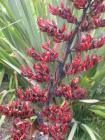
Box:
left=20, top=62, right=50, bottom=82
left=37, top=18, right=74, bottom=43
left=91, top=0, right=105, bottom=17
left=33, top=63, right=50, bottom=82
left=0, top=101, right=34, bottom=118
left=20, top=65, right=35, bottom=80
left=39, top=123, right=66, bottom=140
left=12, top=118, right=31, bottom=140
left=41, top=41, right=59, bottom=62
left=17, top=85, right=48, bottom=103
left=72, top=0, right=87, bottom=9
left=80, top=0, right=105, bottom=31
left=70, top=78, right=87, bottom=99
left=54, top=84, right=72, bottom=99
left=41, top=101, right=72, bottom=123
left=94, top=37, right=105, bottom=48
left=54, top=78, right=87, bottom=99
left=27, top=41, right=59, bottom=62
left=37, top=18, right=65, bottom=43
left=27, top=47, right=43, bottom=61
left=72, top=86, right=87, bottom=99
left=39, top=101, right=72, bottom=140
left=80, top=15, right=105, bottom=31
left=77, top=34, right=93, bottom=51
left=93, top=17, right=105, bottom=28
left=49, top=2, right=77, bottom=24
left=76, top=34, right=105, bottom=51
left=80, top=14, right=95, bottom=31
left=65, top=53, right=103, bottom=74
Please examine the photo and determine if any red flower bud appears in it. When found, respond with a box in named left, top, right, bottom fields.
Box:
left=65, top=53, right=103, bottom=74
left=49, top=2, right=77, bottom=24
left=72, top=0, right=87, bottom=9
left=91, top=0, right=105, bottom=17
left=12, top=118, right=31, bottom=140
left=37, top=18, right=73, bottom=43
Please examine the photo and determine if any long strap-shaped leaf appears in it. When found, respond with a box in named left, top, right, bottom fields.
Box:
left=81, top=124, right=97, bottom=140
left=68, top=121, right=78, bottom=140
left=1, top=59, right=36, bottom=86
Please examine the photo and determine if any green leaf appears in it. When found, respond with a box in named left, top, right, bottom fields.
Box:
left=0, top=66, right=5, bottom=86
left=87, top=65, right=97, bottom=78
left=79, top=99, right=99, bottom=104
left=0, top=90, right=8, bottom=104
left=1, top=59, right=21, bottom=74
left=81, top=124, right=97, bottom=140
left=68, top=121, right=78, bottom=140
left=90, top=109, right=105, bottom=118
left=0, top=115, right=5, bottom=127
left=90, top=105, right=105, bottom=110
left=80, top=76, right=90, bottom=87
left=91, top=69, right=105, bottom=84
left=1, top=59, right=36, bottom=86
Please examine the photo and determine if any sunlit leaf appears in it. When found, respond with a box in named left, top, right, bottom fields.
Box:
left=79, top=99, right=99, bottom=104
left=81, top=124, right=97, bottom=140
left=0, top=66, right=5, bottom=86
left=90, top=109, right=105, bottom=119
left=0, top=115, right=5, bottom=127
left=68, top=121, right=78, bottom=140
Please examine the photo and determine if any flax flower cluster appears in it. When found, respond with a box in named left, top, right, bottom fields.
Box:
left=0, top=0, right=105, bottom=140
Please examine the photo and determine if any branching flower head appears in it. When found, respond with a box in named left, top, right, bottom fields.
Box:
left=0, top=0, right=105, bottom=140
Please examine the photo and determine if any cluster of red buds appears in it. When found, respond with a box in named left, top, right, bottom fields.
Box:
left=79, top=14, right=94, bottom=31
left=37, top=18, right=65, bottom=43
left=49, top=2, right=77, bottom=24
left=12, top=118, right=31, bottom=140
left=70, top=78, right=87, bottom=99
left=76, top=34, right=105, bottom=51
left=20, top=63, right=50, bottom=82
left=0, top=1, right=105, bottom=140
left=65, top=53, right=102, bottom=74
left=27, top=41, right=59, bottom=62
left=80, top=15, right=105, bottom=31
left=72, top=0, right=87, bottom=9
left=55, top=77, right=87, bottom=99
left=0, top=101, right=34, bottom=118
left=39, top=101, right=72, bottom=140
left=37, top=18, right=75, bottom=43
left=41, top=101, right=72, bottom=123
left=20, top=65, right=34, bottom=80
left=33, top=63, right=50, bottom=82
left=39, top=123, right=67, bottom=140
left=91, top=0, right=105, bottom=17
left=17, top=85, right=48, bottom=103
left=55, top=84, right=72, bottom=99
left=93, top=18, right=105, bottom=28
left=80, top=0, right=105, bottom=31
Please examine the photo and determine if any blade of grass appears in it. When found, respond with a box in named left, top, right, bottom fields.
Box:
left=81, top=124, right=97, bottom=140
left=68, top=121, right=78, bottom=140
